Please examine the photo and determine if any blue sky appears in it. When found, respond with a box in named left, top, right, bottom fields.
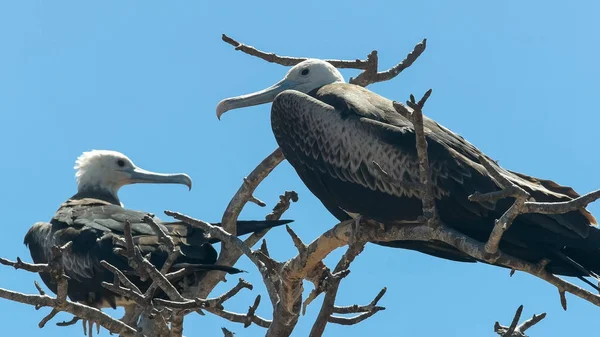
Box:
left=1, top=1, right=599, bottom=336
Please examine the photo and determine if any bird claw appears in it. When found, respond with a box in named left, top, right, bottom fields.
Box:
left=81, top=319, right=101, bottom=337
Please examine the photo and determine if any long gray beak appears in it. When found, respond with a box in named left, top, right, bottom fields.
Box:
left=216, top=79, right=294, bottom=120
left=128, top=167, right=193, bottom=190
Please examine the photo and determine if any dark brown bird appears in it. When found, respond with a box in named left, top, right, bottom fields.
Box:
left=24, top=150, right=292, bottom=308
left=216, top=59, right=600, bottom=285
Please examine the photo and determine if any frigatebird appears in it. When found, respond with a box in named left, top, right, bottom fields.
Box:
left=24, top=150, right=292, bottom=309
left=215, top=59, right=600, bottom=281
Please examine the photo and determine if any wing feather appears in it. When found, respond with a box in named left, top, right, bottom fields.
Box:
left=272, top=83, right=595, bottom=239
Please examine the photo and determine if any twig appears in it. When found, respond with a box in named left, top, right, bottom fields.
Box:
left=0, top=257, right=50, bottom=273
left=494, top=305, right=546, bottom=337
left=266, top=191, right=299, bottom=220
left=120, top=220, right=185, bottom=303
left=392, top=90, right=438, bottom=228
left=559, top=289, right=567, bottom=311
left=351, top=40, right=427, bottom=87
left=207, top=307, right=271, bottom=329
left=0, top=288, right=139, bottom=336
left=56, top=316, right=80, bottom=327
left=222, top=327, right=235, bottom=337
left=248, top=195, right=267, bottom=207
left=142, top=215, right=181, bottom=274
left=34, top=281, right=46, bottom=295
left=154, top=279, right=271, bottom=329
left=222, top=34, right=426, bottom=88
left=100, top=261, right=143, bottom=296
left=308, top=240, right=371, bottom=337
left=165, top=211, right=280, bottom=307
left=153, top=278, right=252, bottom=311
left=524, top=189, right=600, bottom=215
left=190, top=148, right=285, bottom=299
left=165, top=212, right=262, bottom=270
left=332, top=287, right=387, bottom=314
left=214, top=278, right=254, bottom=307
left=222, top=34, right=370, bottom=69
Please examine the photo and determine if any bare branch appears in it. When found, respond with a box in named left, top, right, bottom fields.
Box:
left=100, top=261, right=143, bottom=296
left=524, top=189, right=600, bottom=215
left=559, top=289, right=567, bottom=311
left=214, top=278, right=254, bottom=307
left=38, top=308, right=60, bottom=328
left=164, top=211, right=282, bottom=309
left=0, top=257, right=50, bottom=273
left=393, top=91, right=439, bottom=228
left=34, top=281, right=46, bottom=296
left=309, top=239, right=370, bottom=337
left=222, top=327, right=235, bottom=337
left=266, top=191, right=299, bottom=220
left=154, top=278, right=271, bottom=329
left=222, top=34, right=426, bottom=88
left=286, top=225, right=307, bottom=256
left=56, top=316, right=80, bottom=327
left=222, top=34, right=369, bottom=69
left=333, top=287, right=387, bottom=314
left=220, top=148, right=285, bottom=236
left=142, top=215, right=181, bottom=274
left=191, top=148, right=285, bottom=299
left=208, top=307, right=271, bottom=329
left=494, top=305, right=546, bottom=337
left=0, top=287, right=139, bottom=336
left=350, top=39, right=427, bottom=87
left=248, top=195, right=267, bottom=207
left=328, top=308, right=385, bottom=325
left=165, top=212, right=261, bottom=269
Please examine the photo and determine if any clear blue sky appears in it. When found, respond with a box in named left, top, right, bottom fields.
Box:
left=1, top=1, right=599, bottom=336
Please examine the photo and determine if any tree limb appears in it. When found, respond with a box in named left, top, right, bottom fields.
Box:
left=190, top=147, right=286, bottom=299
left=221, top=34, right=426, bottom=88
left=494, top=305, right=546, bottom=337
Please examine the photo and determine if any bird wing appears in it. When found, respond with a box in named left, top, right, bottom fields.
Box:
left=272, top=83, right=594, bottom=239
left=53, top=198, right=166, bottom=236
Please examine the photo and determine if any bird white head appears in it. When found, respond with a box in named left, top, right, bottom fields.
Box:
left=216, top=58, right=345, bottom=119
left=74, top=150, right=192, bottom=198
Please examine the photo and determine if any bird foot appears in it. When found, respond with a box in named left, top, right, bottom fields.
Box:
left=81, top=319, right=101, bottom=337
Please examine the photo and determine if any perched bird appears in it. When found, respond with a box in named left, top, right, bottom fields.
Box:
left=24, top=150, right=292, bottom=309
left=216, top=59, right=600, bottom=282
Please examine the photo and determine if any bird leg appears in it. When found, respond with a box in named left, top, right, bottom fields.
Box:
left=350, top=215, right=363, bottom=247
left=81, top=319, right=101, bottom=337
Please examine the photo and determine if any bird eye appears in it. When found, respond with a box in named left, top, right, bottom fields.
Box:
left=300, top=68, right=310, bottom=76
left=117, top=159, right=125, bottom=167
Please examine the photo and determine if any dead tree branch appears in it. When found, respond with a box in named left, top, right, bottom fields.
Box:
left=494, top=305, right=546, bottom=337
left=0, top=244, right=140, bottom=337
left=222, top=34, right=426, bottom=88
left=164, top=211, right=280, bottom=315
left=190, top=147, right=286, bottom=299
left=308, top=235, right=385, bottom=337
left=393, top=89, right=438, bottom=227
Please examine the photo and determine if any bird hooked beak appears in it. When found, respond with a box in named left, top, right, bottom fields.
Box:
left=216, top=78, right=296, bottom=120
left=127, top=167, right=193, bottom=191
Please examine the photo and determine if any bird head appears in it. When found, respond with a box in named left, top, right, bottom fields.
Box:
left=74, top=150, right=192, bottom=198
left=216, top=58, right=344, bottom=119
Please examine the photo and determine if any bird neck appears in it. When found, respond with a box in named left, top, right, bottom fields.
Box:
left=73, top=185, right=122, bottom=206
